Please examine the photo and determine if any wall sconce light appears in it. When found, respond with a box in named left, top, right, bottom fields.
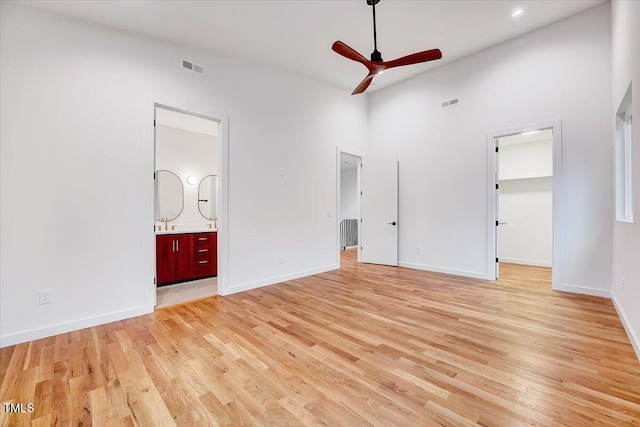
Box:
left=186, top=176, right=198, bottom=185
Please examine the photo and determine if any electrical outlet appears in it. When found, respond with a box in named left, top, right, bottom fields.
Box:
left=39, top=290, right=52, bottom=305
left=279, top=255, right=284, bottom=264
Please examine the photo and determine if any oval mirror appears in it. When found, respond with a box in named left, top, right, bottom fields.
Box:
left=154, top=170, right=183, bottom=221
left=198, top=175, right=218, bottom=221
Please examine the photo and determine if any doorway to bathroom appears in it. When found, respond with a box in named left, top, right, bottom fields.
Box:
left=154, top=105, right=221, bottom=307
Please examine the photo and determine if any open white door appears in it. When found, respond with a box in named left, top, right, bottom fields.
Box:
left=494, top=138, right=500, bottom=279
left=361, top=155, right=398, bottom=266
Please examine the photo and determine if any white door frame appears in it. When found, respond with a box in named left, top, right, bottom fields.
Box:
left=336, top=147, right=363, bottom=266
left=487, top=120, right=562, bottom=288
left=145, top=100, right=230, bottom=309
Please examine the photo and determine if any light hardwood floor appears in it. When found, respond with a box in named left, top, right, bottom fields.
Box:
left=1, top=250, right=639, bottom=426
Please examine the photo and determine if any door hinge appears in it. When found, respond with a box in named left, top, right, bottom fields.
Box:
left=496, top=257, right=499, bottom=263
left=496, top=221, right=499, bottom=226
left=154, top=277, right=156, bottom=285
left=360, top=219, right=362, bottom=223
left=154, top=172, right=156, bottom=179
left=495, top=146, right=499, bottom=153
left=153, top=119, right=156, bottom=127
left=361, top=246, right=363, bottom=250
left=496, top=184, right=499, bottom=190
left=360, top=191, right=363, bottom=195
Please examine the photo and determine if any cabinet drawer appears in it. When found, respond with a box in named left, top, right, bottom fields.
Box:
left=194, top=259, right=212, bottom=277
left=193, top=234, right=211, bottom=248
left=194, top=252, right=210, bottom=264
left=195, top=247, right=210, bottom=256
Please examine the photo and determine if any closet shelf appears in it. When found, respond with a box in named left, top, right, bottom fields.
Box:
left=499, top=174, right=552, bottom=181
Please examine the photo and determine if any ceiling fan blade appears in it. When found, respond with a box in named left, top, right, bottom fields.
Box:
left=384, top=49, right=442, bottom=69
left=352, top=73, right=376, bottom=95
left=332, top=41, right=371, bottom=67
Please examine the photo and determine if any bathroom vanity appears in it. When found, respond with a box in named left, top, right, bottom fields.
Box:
left=154, top=154, right=219, bottom=287
left=156, top=231, right=217, bottom=286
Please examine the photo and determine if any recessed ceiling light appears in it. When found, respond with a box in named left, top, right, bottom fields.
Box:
left=512, top=8, right=524, bottom=18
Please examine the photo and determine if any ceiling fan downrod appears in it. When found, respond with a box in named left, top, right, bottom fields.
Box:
left=368, top=0, right=383, bottom=62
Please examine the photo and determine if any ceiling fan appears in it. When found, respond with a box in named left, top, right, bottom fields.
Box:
left=332, top=0, right=442, bottom=95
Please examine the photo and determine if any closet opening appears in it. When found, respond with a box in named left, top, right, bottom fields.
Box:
left=496, top=128, right=553, bottom=276
left=488, top=120, right=562, bottom=288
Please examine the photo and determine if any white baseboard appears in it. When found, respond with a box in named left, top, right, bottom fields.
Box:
left=222, top=264, right=339, bottom=296
left=0, top=305, right=152, bottom=348
left=399, top=262, right=492, bottom=280
left=499, top=258, right=552, bottom=268
left=553, top=283, right=612, bottom=298
left=611, top=292, right=640, bottom=362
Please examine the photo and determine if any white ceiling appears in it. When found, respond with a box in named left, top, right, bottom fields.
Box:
left=20, top=0, right=605, bottom=93
left=340, top=152, right=359, bottom=171
left=155, top=106, right=218, bottom=137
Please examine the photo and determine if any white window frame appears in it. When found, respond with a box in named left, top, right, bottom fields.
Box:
left=616, top=82, right=634, bottom=223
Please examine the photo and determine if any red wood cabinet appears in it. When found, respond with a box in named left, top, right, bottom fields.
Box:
left=156, top=232, right=217, bottom=286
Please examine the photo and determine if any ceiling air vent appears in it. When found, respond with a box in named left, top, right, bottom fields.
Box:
left=181, top=58, right=204, bottom=76
left=441, top=98, right=460, bottom=109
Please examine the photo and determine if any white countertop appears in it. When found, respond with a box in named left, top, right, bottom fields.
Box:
left=156, top=228, right=217, bottom=235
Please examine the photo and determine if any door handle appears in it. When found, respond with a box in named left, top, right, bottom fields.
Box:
left=388, top=221, right=397, bottom=225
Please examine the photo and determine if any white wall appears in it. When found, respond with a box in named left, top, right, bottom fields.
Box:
left=368, top=5, right=612, bottom=289
left=0, top=3, right=368, bottom=346
left=155, top=125, right=218, bottom=229
left=340, top=167, right=358, bottom=221
left=611, top=0, right=640, bottom=360
left=498, top=178, right=553, bottom=266
left=498, top=140, right=553, bottom=181
left=2, top=1, right=631, bottom=355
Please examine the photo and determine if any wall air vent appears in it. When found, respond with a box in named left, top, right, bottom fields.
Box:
left=181, top=58, right=204, bottom=76
left=441, top=98, right=460, bottom=109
